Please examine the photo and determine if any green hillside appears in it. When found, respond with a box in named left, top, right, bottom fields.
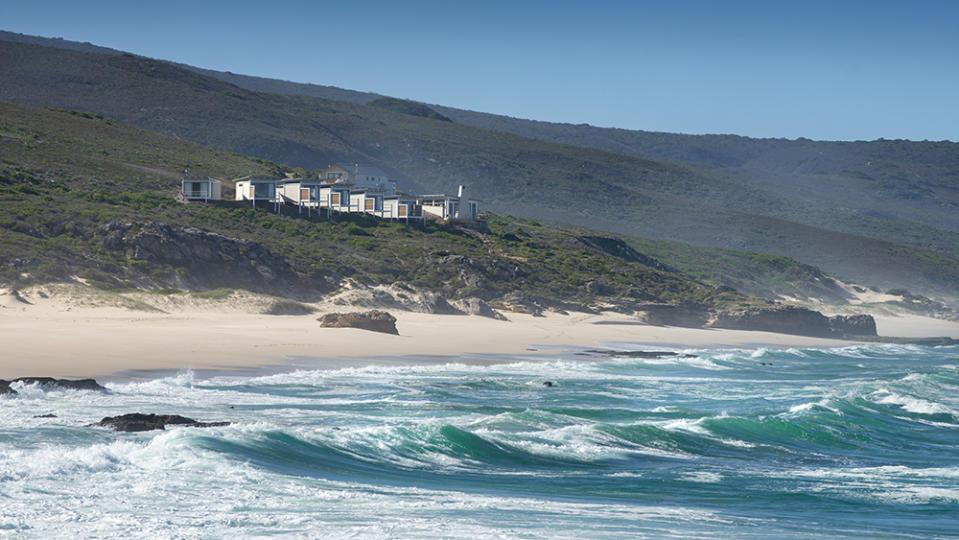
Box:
left=1, top=37, right=958, bottom=303
left=0, top=101, right=756, bottom=314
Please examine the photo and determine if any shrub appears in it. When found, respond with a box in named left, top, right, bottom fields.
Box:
left=262, top=299, right=315, bottom=315
left=192, top=288, right=234, bottom=300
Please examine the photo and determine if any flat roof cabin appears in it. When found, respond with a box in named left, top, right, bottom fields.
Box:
left=421, top=185, right=479, bottom=221
left=181, top=176, right=221, bottom=202
left=234, top=176, right=281, bottom=210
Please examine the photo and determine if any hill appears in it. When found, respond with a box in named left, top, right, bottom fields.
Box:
left=1, top=35, right=958, bottom=304
left=0, top=101, right=757, bottom=317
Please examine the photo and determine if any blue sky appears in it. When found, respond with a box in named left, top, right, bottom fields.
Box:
left=4, top=0, right=958, bottom=141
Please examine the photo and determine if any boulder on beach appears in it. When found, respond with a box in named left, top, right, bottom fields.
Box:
left=317, top=310, right=399, bottom=335
left=90, top=413, right=230, bottom=432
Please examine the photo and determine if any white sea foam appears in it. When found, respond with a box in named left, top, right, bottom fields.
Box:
left=3, top=344, right=958, bottom=538
left=679, top=471, right=723, bottom=483
left=786, top=398, right=840, bottom=415
left=872, top=390, right=955, bottom=415
left=875, top=486, right=959, bottom=504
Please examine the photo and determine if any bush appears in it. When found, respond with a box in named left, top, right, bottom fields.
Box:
left=192, top=288, right=234, bottom=300
left=262, top=299, right=315, bottom=315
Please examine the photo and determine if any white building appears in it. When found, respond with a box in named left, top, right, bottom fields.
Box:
left=278, top=179, right=325, bottom=216
left=318, top=184, right=354, bottom=212
left=349, top=190, right=387, bottom=215
left=234, top=176, right=281, bottom=211
left=322, top=163, right=396, bottom=194
left=180, top=176, right=221, bottom=202
left=383, top=195, right=423, bottom=221
left=421, top=185, right=479, bottom=221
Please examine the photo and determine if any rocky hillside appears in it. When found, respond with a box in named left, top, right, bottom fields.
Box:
left=1, top=37, right=957, bottom=303
left=0, top=101, right=887, bottom=337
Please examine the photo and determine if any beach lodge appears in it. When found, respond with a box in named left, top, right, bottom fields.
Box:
left=188, top=162, right=479, bottom=223
left=179, top=176, right=221, bottom=202
left=234, top=175, right=282, bottom=211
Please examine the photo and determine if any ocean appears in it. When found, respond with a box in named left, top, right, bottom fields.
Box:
left=2, top=344, right=958, bottom=538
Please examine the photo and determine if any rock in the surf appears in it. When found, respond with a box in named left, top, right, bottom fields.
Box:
left=0, top=377, right=107, bottom=395
left=317, top=310, right=399, bottom=335
left=13, top=377, right=106, bottom=391
left=90, top=413, right=230, bottom=432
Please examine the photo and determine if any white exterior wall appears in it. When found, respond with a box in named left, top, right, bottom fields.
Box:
left=235, top=181, right=250, bottom=201
left=278, top=182, right=300, bottom=202
left=382, top=199, right=398, bottom=217
left=349, top=193, right=365, bottom=213
left=319, top=186, right=350, bottom=209
left=328, top=165, right=351, bottom=181
left=422, top=204, right=448, bottom=219
left=236, top=181, right=276, bottom=201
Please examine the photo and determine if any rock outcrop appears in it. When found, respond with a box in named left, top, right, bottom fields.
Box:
left=577, top=235, right=675, bottom=272
left=635, top=303, right=711, bottom=327
left=455, top=297, right=508, bottom=320
left=489, top=293, right=545, bottom=317
left=709, top=306, right=878, bottom=337
left=90, top=413, right=230, bottom=432
left=0, top=377, right=106, bottom=395
left=100, top=221, right=317, bottom=298
left=318, top=310, right=399, bottom=335
left=828, top=314, right=878, bottom=336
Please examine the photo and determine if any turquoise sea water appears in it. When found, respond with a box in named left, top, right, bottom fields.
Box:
left=1, top=344, right=958, bottom=538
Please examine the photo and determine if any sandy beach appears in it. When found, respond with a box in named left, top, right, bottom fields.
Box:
left=2, top=285, right=957, bottom=379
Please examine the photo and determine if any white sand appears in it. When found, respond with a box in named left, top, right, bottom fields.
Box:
left=1, top=286, right=956, bottom=379
left=873, top=313, right=959, bottom=338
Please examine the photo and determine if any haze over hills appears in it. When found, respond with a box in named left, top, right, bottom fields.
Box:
left=1, top=31, right=958, bottom=305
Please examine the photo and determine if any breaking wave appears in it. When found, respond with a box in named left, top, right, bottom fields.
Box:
left=2, top=344, right=958, bottom=538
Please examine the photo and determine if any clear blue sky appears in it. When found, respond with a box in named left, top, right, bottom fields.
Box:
left=5, top=0, right=958, bottom=141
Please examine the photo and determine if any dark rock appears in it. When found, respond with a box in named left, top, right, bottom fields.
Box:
left=543, top=381, right=554, bottom=387
left=99, top=221, right=318, bottom=299
left=0, top=381, right=15, bottom=395
left=709, top=306, right=833, bottom=337
left=489, top=293, right=545, bottom=317
left=318, top=310, right=399, bottom=335
left=828, top=314, right=878, bottom=336
left=90, top=413, right=231, bottom=432
left=710, top=307, right=880, bottom=338
left=10, top=377, right=106, bottom=392
left=584, top=280, right=614, bottom=296
left=577, top=236, right=675, bottom=272
left=626, top=287, right=659, bottom=301
left=457, top=297, right=507, bottom=320
left=417, top=292, right=462, bottom=315
left=583, top=349, right=687, bottom=359
left=33, top=413, right=57, bottom=418
left=636, top=303, right=711, bottom=327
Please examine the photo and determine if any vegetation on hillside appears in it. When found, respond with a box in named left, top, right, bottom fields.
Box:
left=369, top=97, right=452, bottom=122
left=0, top=101, right=754, bottom=313
left=1, top=37, right=958, bottom=304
